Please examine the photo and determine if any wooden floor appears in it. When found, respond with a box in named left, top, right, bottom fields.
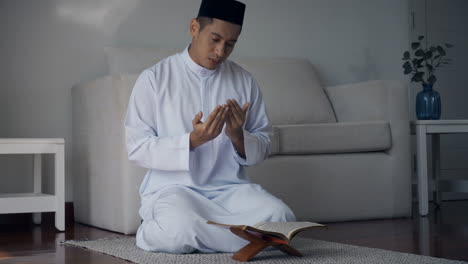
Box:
left=1, top=201, right=468, bottom=263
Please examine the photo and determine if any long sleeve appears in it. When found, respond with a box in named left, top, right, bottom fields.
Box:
left=125, top=70, right=190, bottom=171
left=234, top=78, right=273, bottom=166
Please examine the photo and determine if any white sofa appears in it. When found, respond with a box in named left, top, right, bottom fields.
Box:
left=72, top=47, right=412, bottom=234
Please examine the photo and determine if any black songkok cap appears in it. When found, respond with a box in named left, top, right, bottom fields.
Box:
left=197, top=0, right=246, bottom=26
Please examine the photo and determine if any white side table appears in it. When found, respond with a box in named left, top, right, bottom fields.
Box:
left=411, top=120, right=468, bottom=216
left=0, top=138, right=65, bottom=231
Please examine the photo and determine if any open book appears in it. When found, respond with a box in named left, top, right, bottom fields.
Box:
left=207, top=220, right=326, bottom=244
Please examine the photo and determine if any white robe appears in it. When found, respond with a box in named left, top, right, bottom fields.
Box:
left=125, top=46, right=295, bottom=253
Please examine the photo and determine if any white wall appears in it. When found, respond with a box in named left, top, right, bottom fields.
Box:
left=0, top=0, right=410, bottom=201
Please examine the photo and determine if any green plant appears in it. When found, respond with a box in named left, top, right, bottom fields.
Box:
left=402, top=35, right=453, bottom=86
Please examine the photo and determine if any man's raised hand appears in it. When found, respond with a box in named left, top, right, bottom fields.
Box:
left=225, top=99, right=249, bottom=142
left=190, top=105, right=229, bottom=150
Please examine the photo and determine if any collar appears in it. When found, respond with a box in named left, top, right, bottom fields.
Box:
left=181, top=44, right=218, bottom=78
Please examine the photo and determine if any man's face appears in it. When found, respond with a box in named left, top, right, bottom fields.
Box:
left=189, top=18, right=241, bottom=70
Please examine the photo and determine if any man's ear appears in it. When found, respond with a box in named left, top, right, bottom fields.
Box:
left=189, top=18, right=200, bottom=38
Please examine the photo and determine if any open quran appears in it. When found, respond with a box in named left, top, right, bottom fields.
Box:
left=207, top=220, right=326, bottom=244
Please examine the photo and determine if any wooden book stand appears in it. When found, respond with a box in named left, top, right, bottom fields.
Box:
left=229, top=227, right=303, bottom=262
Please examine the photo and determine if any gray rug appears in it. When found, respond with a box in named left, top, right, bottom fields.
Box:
left=62, top=236, right=467, bottom=264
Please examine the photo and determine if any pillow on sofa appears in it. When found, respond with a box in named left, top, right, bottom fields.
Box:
left=105, top=46, right=337, bottom=126
left=104, top=46, right=179, bottom=75
left=274, top=121, right=391, bottom=154
left=233, top=57, right=337, bottom=125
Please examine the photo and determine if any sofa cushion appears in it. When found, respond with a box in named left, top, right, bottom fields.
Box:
left=104, top=46, right=179, bottom=75
left=274, top=121, right=391, bottom=154
left=105, top=47, right=337, bottom=126
left=233, top=57, right=337, bottom=126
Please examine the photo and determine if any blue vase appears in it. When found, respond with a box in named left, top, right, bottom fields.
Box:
left=416, top=83, right=441, bottom=120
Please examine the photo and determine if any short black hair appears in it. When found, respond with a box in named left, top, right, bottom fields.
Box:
left=196, top=16, right=213, bottom=32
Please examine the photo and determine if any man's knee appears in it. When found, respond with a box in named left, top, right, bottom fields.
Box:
left=152, top=202, right=197, bottom=237
left=137, top=218, right=196, bottom=253
left=271, top=201, right=296, bottom=221
left=137, top=188, right=201, bottom=253
left=247, top=186, right=296, bottom=221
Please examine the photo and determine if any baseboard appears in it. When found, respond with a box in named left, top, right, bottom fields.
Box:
left=0, top=202, right=74, bottom=228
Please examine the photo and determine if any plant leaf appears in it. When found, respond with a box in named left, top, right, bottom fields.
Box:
left=415, top=49, right=424, bottom=57
left=445, top=43, right=454, bottom=48
left=403, top=61, right=412, bottom=74
left=402, top=51, right=410, bottom=60
left=428, top=75, right=437, bottom=84
left=412, top=42, right=420, bottom=50
left=411, top=71, right=424, bottom=83
left=411, top=75, right=422, bottom=83
left=437, top=45, right=446, bottom=56
left=424, top=51, right=433, bottom=60
left=418, top=35, right=424, bottom=41
left=416, top=58, right=424, bottom=68
left=426, top=64, right=433, bottom=72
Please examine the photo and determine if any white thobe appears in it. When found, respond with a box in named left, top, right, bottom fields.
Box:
left=125, top=45, right=295, bottom=253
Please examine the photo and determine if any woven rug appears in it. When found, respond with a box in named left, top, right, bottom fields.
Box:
left=62, top=236, right=467, bottom=264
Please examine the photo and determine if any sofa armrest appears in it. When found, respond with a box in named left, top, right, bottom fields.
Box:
left=324, top=80, right=409, bottom=123
left=72, top=74, right=144, bottom=234
left=325, top=80, right=410, bottom=160
left=324, top=80, right=411, bottom=214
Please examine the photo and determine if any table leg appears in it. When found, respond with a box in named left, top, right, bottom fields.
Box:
left=55, top=232, right=66, bottom=263
left=416, top=125, right=429, bottom=216
left=33, top=154, right=42, bottom=225
left=55, top=145, right=65, bottom=231
left=432, top=134, right=441, bottom=207
left=418, top=216, right=431, bottom=255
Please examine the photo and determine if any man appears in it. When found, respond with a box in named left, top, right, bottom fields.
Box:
left=125, top=0, right=295, bottom=254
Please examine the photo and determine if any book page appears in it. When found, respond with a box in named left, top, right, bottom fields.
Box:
left=207, top=221, right=289, bottom=244
left=252, top=221, right=324, bottom=240
left=206, top=221, right=245, bottom=229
